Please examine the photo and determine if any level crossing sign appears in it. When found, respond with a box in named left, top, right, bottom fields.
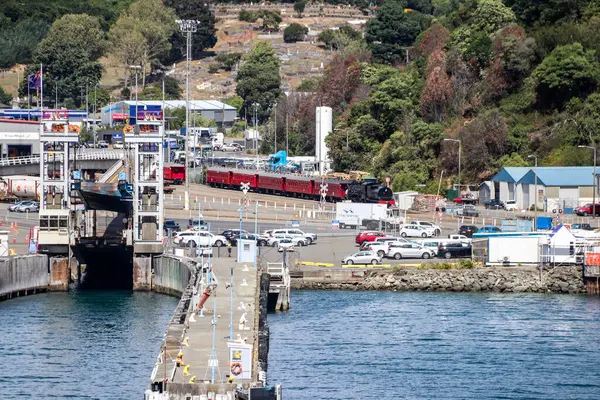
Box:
left=240, top=182, right=250, bottom=196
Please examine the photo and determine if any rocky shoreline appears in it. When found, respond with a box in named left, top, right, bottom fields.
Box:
left=292, top=266, right=587, bottom=294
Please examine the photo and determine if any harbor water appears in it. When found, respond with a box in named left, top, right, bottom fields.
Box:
left=268, top=291, right=600, bottom=400
left=0, top=290, right=177, bottom=399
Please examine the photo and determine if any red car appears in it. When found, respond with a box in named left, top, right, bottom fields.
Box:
left=575, top=203, right=600, bottom=217
left=453, top=195, right=477, bottom=205
left=355, top=231, right=386, bottom=245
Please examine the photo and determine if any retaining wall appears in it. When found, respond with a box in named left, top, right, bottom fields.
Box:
left=292, top=266, right=586, bottom=294
left=152, top=256, right=192, bottom=296
left=0, top=255, right=70, bottom=301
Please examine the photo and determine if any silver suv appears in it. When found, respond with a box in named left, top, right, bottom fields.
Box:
left=407, top=221, right=441, bottom=236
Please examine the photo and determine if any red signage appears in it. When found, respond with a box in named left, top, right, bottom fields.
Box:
left=585, top=252, right=600, bottom=266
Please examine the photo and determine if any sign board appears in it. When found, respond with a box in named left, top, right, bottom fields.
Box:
left=291, top=221, right=300, bottom=227
left=585, top=252, right=600, bottom=266
left=227, top=342, right=253, bottom=381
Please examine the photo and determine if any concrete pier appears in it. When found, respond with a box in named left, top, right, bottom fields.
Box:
left=0, top=255, right=69, bottom=301
left=145, top=255, right=280, bottom=399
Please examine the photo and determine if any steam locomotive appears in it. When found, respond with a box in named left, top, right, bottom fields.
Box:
left=205, top=167, right=394, bottom=204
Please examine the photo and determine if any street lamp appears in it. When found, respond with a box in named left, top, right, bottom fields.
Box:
left=443, top=138, right=461, bottom=194
left=177, top=19, right=199, bottom=212
left=273, top=102, right=278, bottom=153
left=128, top=65, right=141, bottom=128
left=253, top=102, right=260, bottom=169
left=528, top=154, right=538, bottom=230
left=579, top=145, right=597, bottom=218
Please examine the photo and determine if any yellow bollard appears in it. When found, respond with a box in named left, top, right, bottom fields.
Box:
left=183, top=365, right=190, bottom=376
left=188, top=375, right=196, bottom=384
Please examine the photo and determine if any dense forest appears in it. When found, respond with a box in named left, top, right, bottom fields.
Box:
left=251, top=0, right=600, bottom=192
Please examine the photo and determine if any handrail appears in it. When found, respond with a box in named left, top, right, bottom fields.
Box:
left=0, top=149, right=123, bottom=167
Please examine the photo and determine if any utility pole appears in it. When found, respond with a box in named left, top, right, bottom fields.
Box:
left=178, top=19, right=199, bottom=211
left=274, top=102, right=277, bottom=153
left=253, top=102, right=259, bottom=169
left=528, top=155, right=538, bottom=230
left=285, top=111, right=289, bottom=155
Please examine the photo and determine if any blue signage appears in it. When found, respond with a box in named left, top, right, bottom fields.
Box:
left=112, top=133, right=123, bottom=139
left=291, top=221, right=300, bottom=227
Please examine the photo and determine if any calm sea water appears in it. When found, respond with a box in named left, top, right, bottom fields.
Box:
left=0, top=290, right=177, bottom=399
left=268, top=291, right=600, bottom=400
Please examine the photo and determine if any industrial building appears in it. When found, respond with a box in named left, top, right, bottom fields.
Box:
left=0, top=118, right=42, bottom=158
left=491, top=166, right=597, bottom=213
left=101, top=100, right=237, bottom=128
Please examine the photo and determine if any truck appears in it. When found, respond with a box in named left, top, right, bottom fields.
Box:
left=0, top=176, right=41, bottom=201
left=163, top=166, right=185, bottom=185
left=336, top=202, right=388, bottom=230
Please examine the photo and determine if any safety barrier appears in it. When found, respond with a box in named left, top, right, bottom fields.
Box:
left=0, top=149, right=123, bottom=167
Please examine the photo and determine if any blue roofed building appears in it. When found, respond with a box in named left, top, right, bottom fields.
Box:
left=491, top=166, right=597, bottom=213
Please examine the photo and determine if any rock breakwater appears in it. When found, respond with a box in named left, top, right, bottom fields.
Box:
left=292, top=266, right=586, bottom=294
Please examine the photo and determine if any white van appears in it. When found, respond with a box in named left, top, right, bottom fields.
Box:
left=504, top=200, right=518, bottom=211
left=411, top=238, right=445, bottom=255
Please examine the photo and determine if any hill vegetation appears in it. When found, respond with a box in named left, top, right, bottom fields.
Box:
left=253, top=0, right=600, bottom=192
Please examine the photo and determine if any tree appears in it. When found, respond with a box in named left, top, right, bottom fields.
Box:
left=109, top=0, right=178, bottom=88
left=164, top=0, right=217, bottom=61
left=365, top=0, right=424, bottom=64
left=0, top=85, right=12, bottom=105
left=239, top=10, right=258, bottom=22
left=0, top=19, right=49, bottom=68
left=505, top=0, right=587, bottom=26
left=29, top=14, right=104, bottom=106
left=259, top=10, right=282, bottom=32
left=532, top=43, right=599, bottom=110
left=215, top=53, right=242, bottom=71
left=471, top=0, right=516, bottom=35
left=294, top=0, right=307, bottom=18
left=318, top=25, right=362, bottom=50
left=235, top=41, right=282, bottom=123
left=420, top=51, right=453, bottom=122
left=297, top=78, right=320, bottom=92
left=283, top=23, right=308, bottom=43
left=163, top=76, right=182, bottom=99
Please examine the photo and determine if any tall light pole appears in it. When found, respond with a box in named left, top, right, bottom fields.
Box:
left=443, top=138, right=461, bottom=194
left=273, top=102, right=277, bottom=153
left=177, top=19, right=199, bottom=211
left=253, top=102, right=259, bottom=169
left=528, top=155, right=538, bottom=230
left=579, top=145, right=597, bottom=218
left=128, top=65, right=141, bottom=128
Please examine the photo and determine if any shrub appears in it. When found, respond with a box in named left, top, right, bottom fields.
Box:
left=239, top=10, right=258, bottom=23
left=208, top=63, right=220, bottom=74
left=283, top=23, right=308, bottom=43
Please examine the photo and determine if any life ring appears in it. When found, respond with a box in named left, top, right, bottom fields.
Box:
left=230, top=362, right=242, bottom=376
left=123, top=125, right=135, bottom=133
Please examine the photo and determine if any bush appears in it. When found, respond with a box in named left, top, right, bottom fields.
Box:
left=239, top=9, right=258, bottom=23
left=208, top=63, right=220, bottom=74
left=283, top=23, right=308, bottom=43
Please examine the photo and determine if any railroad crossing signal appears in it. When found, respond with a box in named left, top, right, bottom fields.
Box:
left=320, top=183, right=328, bottom=198
left=240, top=182, right=250, bottom=196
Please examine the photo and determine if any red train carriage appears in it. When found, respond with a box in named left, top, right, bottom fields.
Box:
left=206, top=169, right=231, bottom=187
left=311, top=179, right=350, bottom=201
left=230, top=171, right=258, bottom=188
left=284, top=176, right=314, bottom=197
left=256, top=174, right=285, bottom=194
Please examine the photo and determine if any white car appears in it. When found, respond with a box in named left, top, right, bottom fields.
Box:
left=408, top=221, right=442, bottom=236
left=342, top=251, right=382, bottom=265
left=365, top=239, right=407, bottom=257
left=221, top=143, right=240, bottom=152
left=399, top=225, right=434, bottom=238
left=268, top=234, right=307, bottom=247
left=271, top=229, right=317, bottom=244
left=504, top=200, right=518, bottom=211
left=386, top=242, right=436, bottom=260
left=174, top=231, right=229, bottom=247
left=447, top=234, right=471, bottom=242
left=277, top=238, right=296, bottom=252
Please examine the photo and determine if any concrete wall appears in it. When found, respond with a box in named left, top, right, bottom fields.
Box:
left=0, top=255, right=48, bottom=300
left=152, top=256, right=192, bottom=296
left=133, top=256, right=152, bottom=291
left=49, top=257, right=69, bottom=291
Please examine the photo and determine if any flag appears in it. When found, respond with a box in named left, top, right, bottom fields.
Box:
left=27, top=71, right=41, bottom=90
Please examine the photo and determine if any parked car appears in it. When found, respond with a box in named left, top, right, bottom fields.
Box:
left=456, top=205, right=479, bottom=217
left=188, top=217, right=208, bottom=230
left=366, top=239, right=406, bottom=257
left=271, top=229, right=317, bottom=244
left=112, top=141, right=124, bottom=149
left=438, top=242, right=472, bottom=259
left=276, top=237, right=296, bottom=252
left=96, top=140, right=109, bottom=148
left=164, top=219, right=180, bottom=233
left=504, top=200, right=518, bottom=211
left=574, top=203, right=600, bottom=217
left=342, top=251, right=382, bottom=265
left=386, top=242, right=436, bottom=259
left=484, top=199, right=504, bottom=209
left=571, top=223, right=595, bottom=231
left=174, top=231, right=228, bottom=247
left=453, top=194, right=478, bottom=205
left=231, top=143, right=245, bottom=151
left=355, top=231, right=386, bottom=245
left=268, top=234, right=307, bottom=247
left=407, top=221, right=442, bottom=236
left=458, top=225, right=479, bottom=238
left=479, top=226, right=502, bottom=234
left=9, top=200, right=32, bottom=212
left=229, top=233, right=266, bottom=246
left=17, top=201, right=39, bottom=212
left=448, top=234, right=471, bottom=241
left=221, top=143, right=240, bottom=152
left=221, top=229, right=250, bottom=241
left=399, top=225, right=434, bottom=238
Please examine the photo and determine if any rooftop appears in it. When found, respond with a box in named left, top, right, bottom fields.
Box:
left=111, top=100, right=236, bottom=111
left=518, top=167, right=595, bottom=187
left=491, top=167, right=531, bottom=183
